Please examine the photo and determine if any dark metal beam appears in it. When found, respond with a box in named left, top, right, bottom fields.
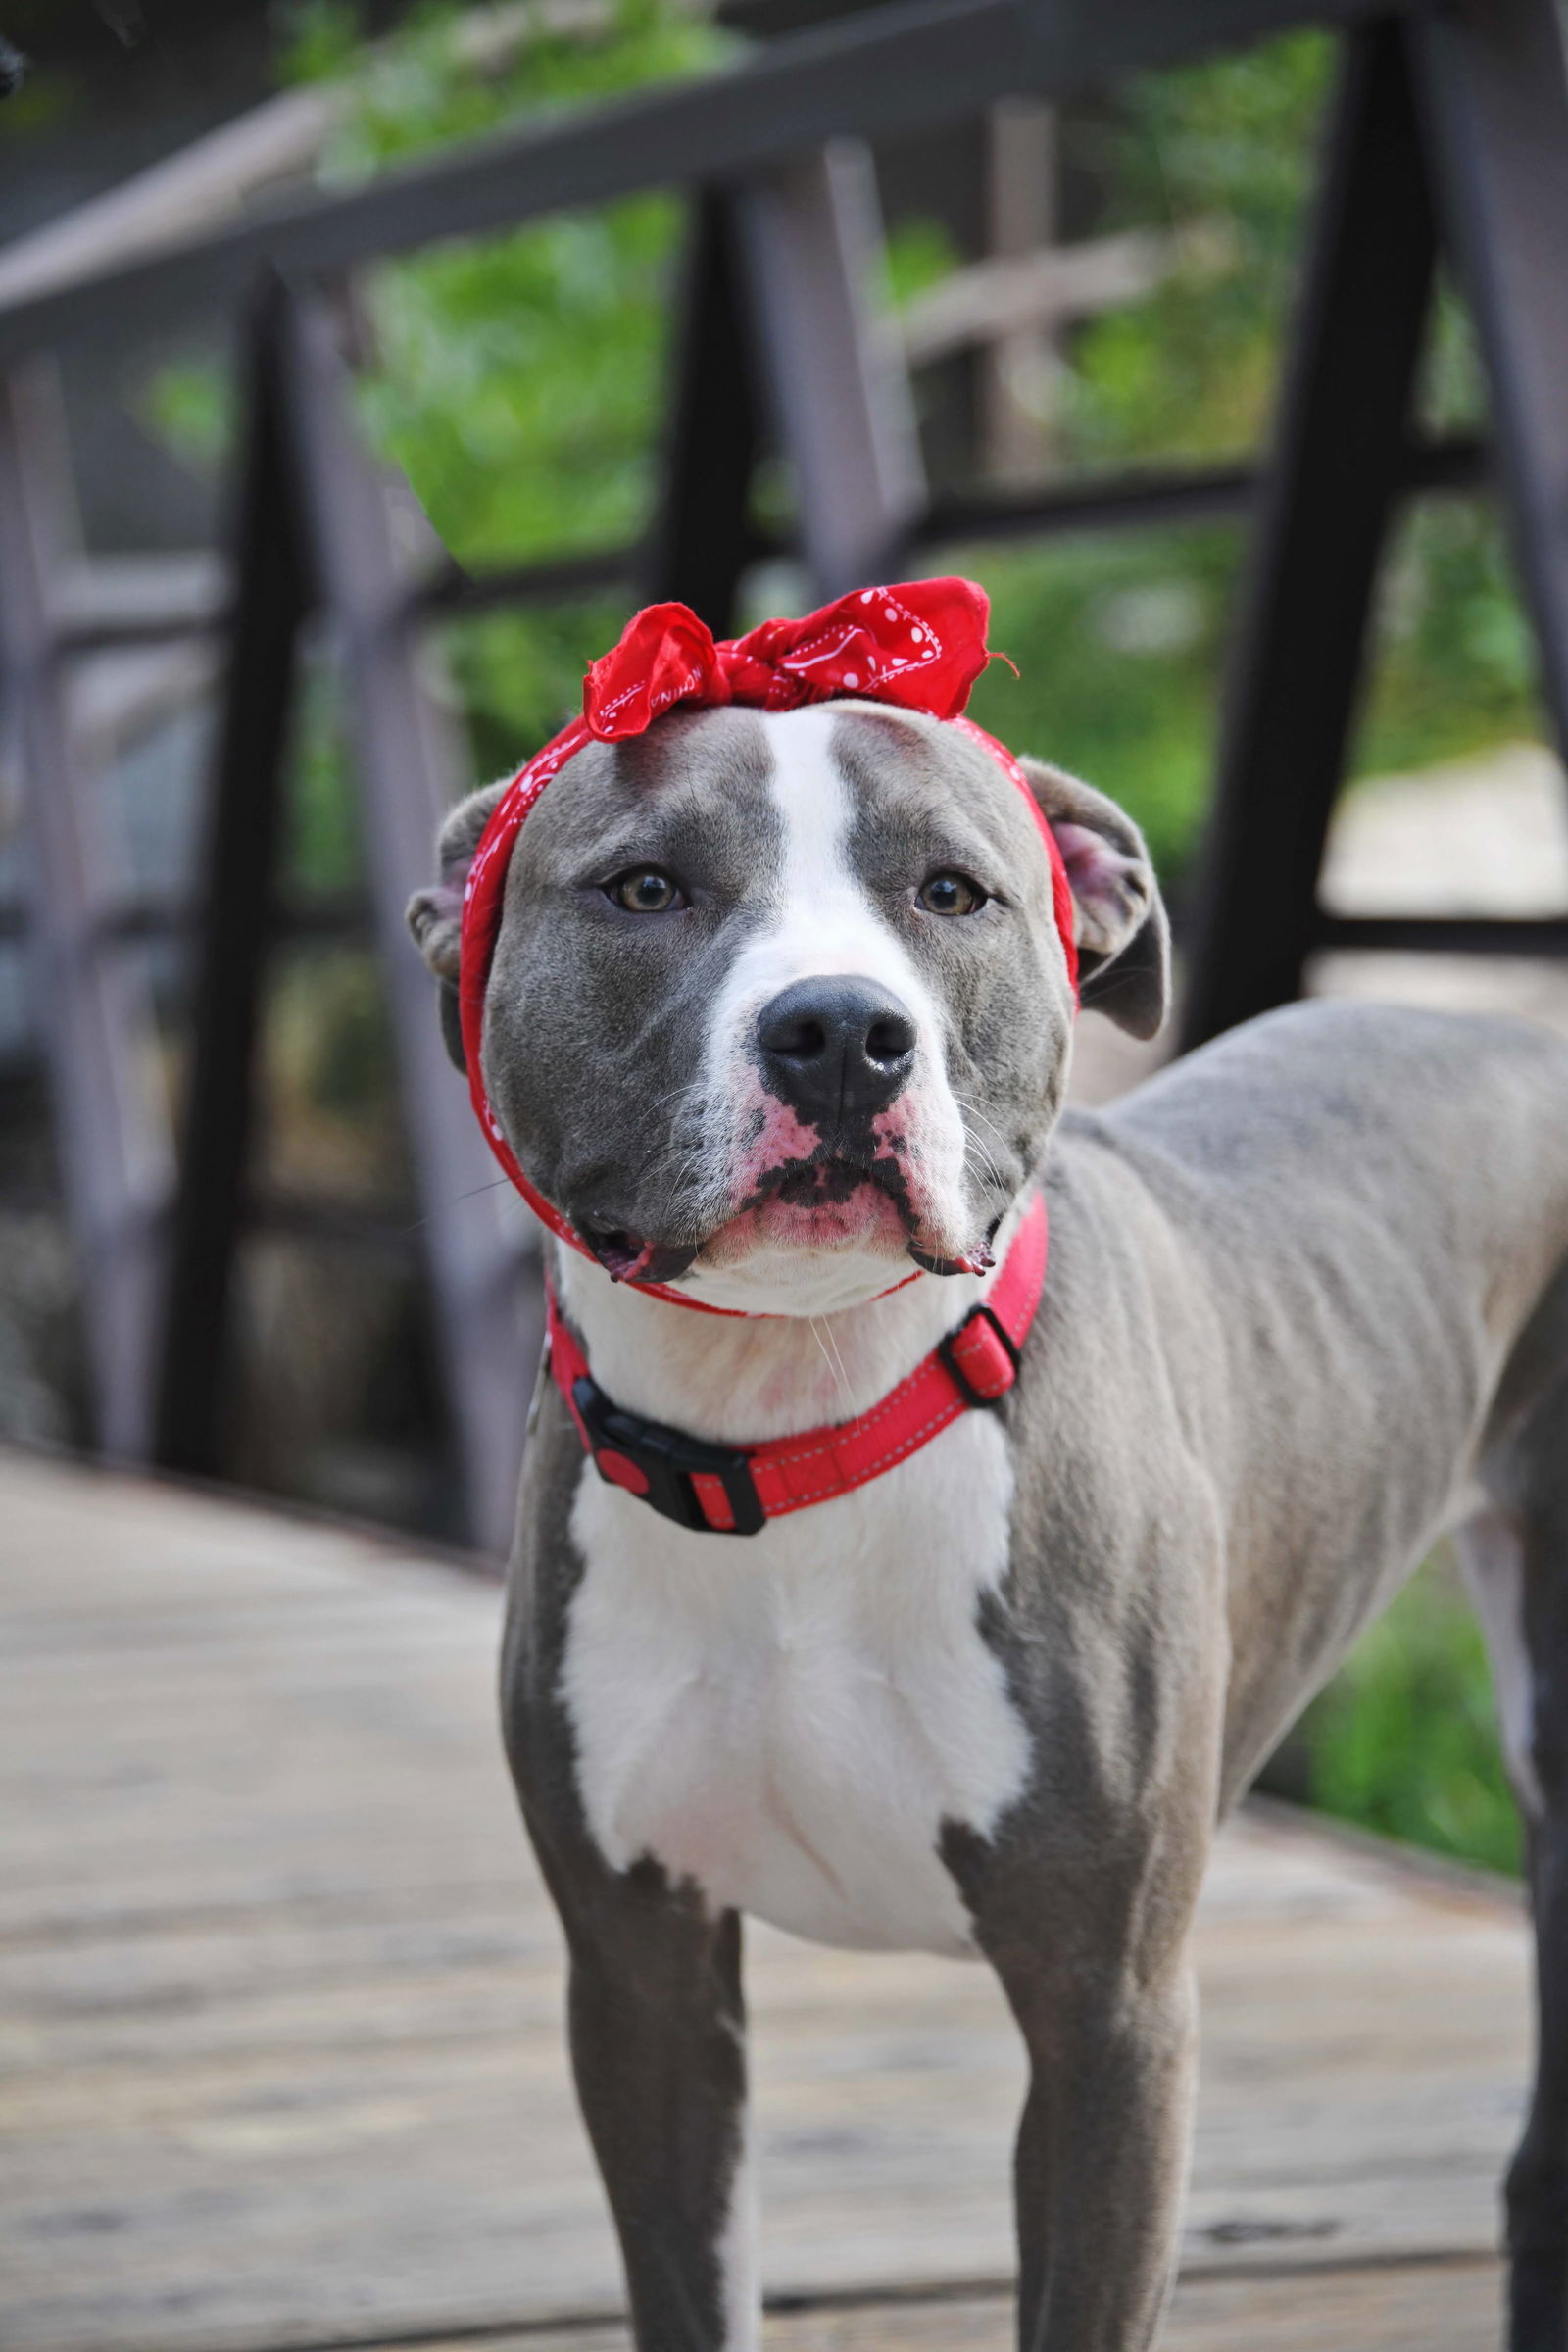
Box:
left=646, top=187, right=767, bottom=633
left=0, top=361, right=172, bottom=1458
left=739, top=142, right=926, bottom=595
left=0, top=892, right=369, bottom=946
left=1316, top=914, right=1568, bottom=956
left=1179, top=18, right=1438, bottom=1050
left=30, top=429, right=1493, bottom=664
left=1411, top=0, right=1568, bottom=759
left=277, top=285, right=538, bottom=1558
left=919, top=431, right=1486, bottom=548
left=55, top=609, right=229, bottom=655
left=0, top=0, right=1407, bottom=367
left=411, top=547, right=634, bottom=621
left=154, top=281, right=312, bottom=1481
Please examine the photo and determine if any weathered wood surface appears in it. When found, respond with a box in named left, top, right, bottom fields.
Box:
left=403, top=2259, right=1508, bottom=2352
left=0, top=1449, right=1528, bottom=2352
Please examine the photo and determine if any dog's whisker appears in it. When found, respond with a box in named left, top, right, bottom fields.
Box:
left=400, top=1173, right=518, bottom=1234
left=645, top=1077, right=711, bottom=1114
left=821, top=1314, right=860, bottom=1427
left=959, top=1120, right=1004, bottom=1171
left=808, top=1314, right=858, bottom=1429
left=954, top=1094, right=1014, bottom=1154
left=960, top=1127, right=1006, bottom=1187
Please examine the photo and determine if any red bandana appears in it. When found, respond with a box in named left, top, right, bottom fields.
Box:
left=459, top=575, right=1078, bottom=1306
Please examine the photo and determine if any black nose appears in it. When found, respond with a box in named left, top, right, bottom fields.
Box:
left=755, top=975, right=918, bottom=1126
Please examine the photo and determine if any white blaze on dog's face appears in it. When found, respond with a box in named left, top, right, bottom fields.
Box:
left=687, top=707, right=988, bottom=1309
left=410, top=700, right=1167, bottom=1315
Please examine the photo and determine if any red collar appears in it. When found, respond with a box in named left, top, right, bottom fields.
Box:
left=459, top=578, right=1078, bottom=1315
left=545, top=1191, right=1049, bottom=1535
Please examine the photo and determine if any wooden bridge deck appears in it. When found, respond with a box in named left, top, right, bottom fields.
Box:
left=0, top=1449, right=1531, bottom=2352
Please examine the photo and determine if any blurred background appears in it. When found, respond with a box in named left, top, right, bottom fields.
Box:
left=0, top=0, right=1552, bottom=1880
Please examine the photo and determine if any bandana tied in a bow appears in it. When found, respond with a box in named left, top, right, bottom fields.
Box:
left=459, top=575, right=1078, bottom=1299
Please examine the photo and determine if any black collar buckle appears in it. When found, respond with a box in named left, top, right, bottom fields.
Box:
left=572, top=1374, right=766, bottom=1536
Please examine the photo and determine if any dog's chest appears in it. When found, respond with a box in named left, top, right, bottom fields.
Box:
left=560, top=1412, right=1031, bottom=1955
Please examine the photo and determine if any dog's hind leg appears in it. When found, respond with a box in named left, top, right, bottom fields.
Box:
left=1458, top=1471, right=1568, bottom=2351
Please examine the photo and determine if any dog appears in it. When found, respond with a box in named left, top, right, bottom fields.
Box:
left=410, top=584, right=1568, bottom=2352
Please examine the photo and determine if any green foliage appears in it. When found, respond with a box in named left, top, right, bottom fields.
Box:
left=1301, top=1557, right=1522, bottom=1877
left=1355, top=499, right=1540, bottom=779
left=1062, top=32, right=1334, bottom=467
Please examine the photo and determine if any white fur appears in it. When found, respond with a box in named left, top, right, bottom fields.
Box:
left=679, top=704, right=972, bottom=1314
left=1454, top=1503, right=1543, bottom=1819
left=719, top=2087, right=757, bottom=2352
left=555, top=1213, right=1034, bottom=1957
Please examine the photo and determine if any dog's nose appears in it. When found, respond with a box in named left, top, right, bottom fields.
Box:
left=756, top=976, right=917, bottom=1125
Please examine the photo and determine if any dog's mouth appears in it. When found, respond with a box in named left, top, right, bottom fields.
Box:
left=704, top=1150, right=996, bottom=1277
left=575, top=1148, right=997, bottom=1287
left=576, top=1159, right=897, bottom=1284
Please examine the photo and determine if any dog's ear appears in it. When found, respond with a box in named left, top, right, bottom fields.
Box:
left=1016, top=758, right=1170, bottom=1040
left=407, top=778, right=510, bottom=1074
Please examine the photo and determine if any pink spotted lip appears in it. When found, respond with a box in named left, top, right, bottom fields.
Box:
left=700, top=1176, right=909, bottom=1267
left=732, top=1099, right=824, bottom=1195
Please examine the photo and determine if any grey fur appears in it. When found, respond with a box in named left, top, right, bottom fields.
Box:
left=414, top=705, right=1568, bottom=2351
left=1017, top=755, right=1170, bottom=1039
left=408, top=779, right=507, bottom=1073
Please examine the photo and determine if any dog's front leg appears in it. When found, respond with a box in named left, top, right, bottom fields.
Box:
left=504, top=1446, right=756, bottom=2351
left=1002, top=1959, right=1198, bottom=2351
left=950, top=1795, right=1207, bottom=2352
left=550, top=1856, right=754, bottom=2352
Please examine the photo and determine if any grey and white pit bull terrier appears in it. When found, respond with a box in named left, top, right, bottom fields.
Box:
left=411, top=695, right=1568, bottom=2352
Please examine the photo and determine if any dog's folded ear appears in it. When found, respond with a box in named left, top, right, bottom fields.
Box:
left=1017, top=758, right=1170, bottom=1039
left=407, top=777, right=511, bottom=1074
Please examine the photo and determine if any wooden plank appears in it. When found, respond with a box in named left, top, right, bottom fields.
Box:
left=0, top=1450, right=1529, bottom=2352
left=902, top=225, right=1184, bottom=368
left=395, top=2260, right=1508, bottom=2352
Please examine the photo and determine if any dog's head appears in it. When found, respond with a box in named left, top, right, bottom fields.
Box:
left=409, top=701, right=1165, bottom=1314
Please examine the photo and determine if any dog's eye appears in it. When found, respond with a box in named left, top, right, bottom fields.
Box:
left=608, top=867, right=684, bottom=913
left=917, top=870, right=986, bottom=917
